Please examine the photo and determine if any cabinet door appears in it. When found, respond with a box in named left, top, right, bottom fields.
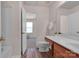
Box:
left=54, top=42, right=78, bottom=58
left=54, top=43, right=65, bottom=58
left=54, top=49, right=64, bottom=58
left=64, top=50, right=78, bottom=58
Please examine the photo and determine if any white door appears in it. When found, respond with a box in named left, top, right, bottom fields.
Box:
left=22, top=33, right=27, bottom=54
left=22, top=8, right=27, bottom=54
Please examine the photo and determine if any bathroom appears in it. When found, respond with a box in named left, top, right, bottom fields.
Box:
left=0, top=1, right=79, bottom=58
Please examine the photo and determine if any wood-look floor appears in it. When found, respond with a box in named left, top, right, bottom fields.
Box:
left=22, top=48, right=52, bottom=58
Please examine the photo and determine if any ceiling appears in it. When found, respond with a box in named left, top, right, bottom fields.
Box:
left=60, top=1, right=79, bottom=9
left=22, top=1, right=57, bottom=6
left=1, top=1, right=12, bottom=8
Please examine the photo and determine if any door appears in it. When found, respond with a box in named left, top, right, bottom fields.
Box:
left=21, top=8, right=27, bottom=55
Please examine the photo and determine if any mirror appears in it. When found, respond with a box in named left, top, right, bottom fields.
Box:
left=59, top=2, right=79, bottom=34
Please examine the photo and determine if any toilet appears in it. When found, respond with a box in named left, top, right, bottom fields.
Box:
left=38, top=41, right=50, bottom=52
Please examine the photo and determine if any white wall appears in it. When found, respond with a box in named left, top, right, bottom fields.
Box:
left=60, top=15, right=68, bottom=33
left=0, top=1, right=1, bottom=37
left=68, top=11, right=79, bottom=33
left=46, top=2, right=62, bottom=35
left=67, top=5, right=79, bottom=15
left=24, top=5, right=49, bottom=41
left=1, top=1, right=21, bottom=57
left=46, top=5, right=57, bottom=35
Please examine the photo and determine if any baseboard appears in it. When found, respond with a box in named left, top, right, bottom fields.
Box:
left=11, top=55, right=21, bottom=58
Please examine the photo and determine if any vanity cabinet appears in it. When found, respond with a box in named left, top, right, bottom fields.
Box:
left=54, top=42, right=78, bottom=58
left=45, top=37, right=79, bottom=58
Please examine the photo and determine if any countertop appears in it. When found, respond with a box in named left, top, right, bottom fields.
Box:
left=46, top=35, right=79, bottom=54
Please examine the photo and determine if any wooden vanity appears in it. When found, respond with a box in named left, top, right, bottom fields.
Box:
left=45, top=37, right=79, bottom=58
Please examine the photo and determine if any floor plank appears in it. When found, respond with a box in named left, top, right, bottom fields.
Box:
left=22, top=48, right=52, bottom=58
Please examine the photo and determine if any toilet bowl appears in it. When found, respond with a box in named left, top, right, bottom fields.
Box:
left=38, top=41, right=50, bottom=52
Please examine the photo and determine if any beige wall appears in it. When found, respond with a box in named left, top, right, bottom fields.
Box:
left=1, top=1, right=21, bottom=57
left=24, top=5, right=49, bottom=41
